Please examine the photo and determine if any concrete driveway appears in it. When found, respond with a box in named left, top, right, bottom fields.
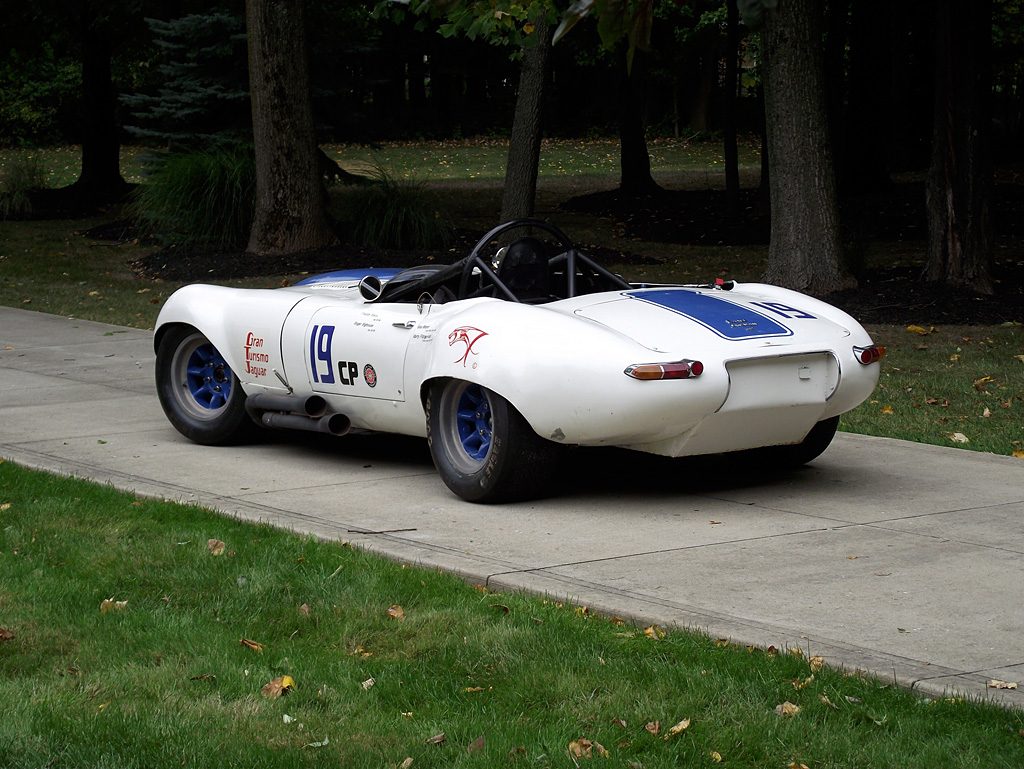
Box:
left=2, top=306, right=1022, bottom=707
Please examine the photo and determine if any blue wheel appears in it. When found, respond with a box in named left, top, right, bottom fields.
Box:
left=426, top=379, right=564, bottom=503
left=156, top=326, right=256, bottom=445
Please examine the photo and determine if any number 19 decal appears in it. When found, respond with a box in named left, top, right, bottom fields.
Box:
left=310, top=324, right=335, bottom=384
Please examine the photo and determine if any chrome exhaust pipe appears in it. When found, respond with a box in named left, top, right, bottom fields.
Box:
left=246, top=393, right=327, bottom=418
left=260, top=412, right=351, bottom=436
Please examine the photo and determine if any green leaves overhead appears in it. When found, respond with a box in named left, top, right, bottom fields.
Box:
left=553, top=0, right=654, bottom=69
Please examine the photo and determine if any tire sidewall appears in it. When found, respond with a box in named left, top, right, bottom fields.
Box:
left=155, top=325, right=254, bottom=445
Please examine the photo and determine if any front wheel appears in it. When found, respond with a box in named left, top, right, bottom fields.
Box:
left=155, top=325, right=257, bottom=445
left=425, top=379, right=564, bottom=503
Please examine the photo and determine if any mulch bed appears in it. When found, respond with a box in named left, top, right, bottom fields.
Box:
left=103, top=179, right=1024, bottom=327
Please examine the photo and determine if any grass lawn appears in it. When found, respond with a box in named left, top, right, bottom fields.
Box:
left=2, top=459, right=1023, bottom=769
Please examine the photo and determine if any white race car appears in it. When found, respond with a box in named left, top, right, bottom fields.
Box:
left=154, top=219, right=884, bottom=502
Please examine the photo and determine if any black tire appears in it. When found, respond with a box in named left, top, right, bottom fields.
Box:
left=760, top=416, right=840, bottom=468
left=155, top=325, right=257, bottom=445
left=425, top=379, right=564, bottom=503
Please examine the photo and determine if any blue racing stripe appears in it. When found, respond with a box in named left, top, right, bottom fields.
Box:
left=626, top=289, right=793, bottom=340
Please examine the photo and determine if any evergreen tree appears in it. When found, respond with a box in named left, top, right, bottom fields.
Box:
left=121, top=9, right=249, bottom=150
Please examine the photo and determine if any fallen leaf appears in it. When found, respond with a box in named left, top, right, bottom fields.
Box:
left=1014, top=355, right=1024, bottom=364
left=793, top=675, right=814, bottom=690
left=710, top=751, right=722, bottom=762
left=925, top=398, right=950, bottom=407
left=467, top=735, right=484, bottom=754
left=949, top=432, right=970, bottom=444
left=788, top=763, right=811, bottom=769
left=983, top=407, right=992, bottom=418
left=644, top=720, right=661, bottom=736
left=239, top=638, right=264, bottom=653
left=610, top=717, right=627, bottom=729
left=386, top=605, right=405, bottom=622
left=819, top=694, right=839, bottom=709
left=988, top=680, right=1018, bottom=690
left=464, top=686, right=487, bottom=692
left=426, top=733, right=446, bottom=745
left=664, top=718, right=691, bottom=739
left=262, top=675, right=295, bottom=698
left=189, top=673, right=216, bottom=681
left=809, top=656, right=824, bottom=672
left=299, top=603, right=312, bottom=616
left=1013, top=449, right=1024, bottom=459
left=400, top=758, right=414, bottom=769
left=491, top=604, right=511, bottom=614
left=362, top=677, right=375, bottom=690
left=100, top=598, right=128, bottom=613
left=906, top=325, right=934, bottom=335
left=208, top=539, right=226, bottom=556
left=0, top=503, right=10, bottom=511
left=0, top=627, right=15, bottom=641
left=304, top=737, right=329, bottom=748
left=643, top=625, right=666, bottom=639
left=881, top=405, right=894, bottom=415
left=775, top=701, right=801, bottom=717
left=569, top=738, right=606, bottom=757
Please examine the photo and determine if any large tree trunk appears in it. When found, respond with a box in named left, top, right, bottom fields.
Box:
left=924, top=0, right=994, bottom=293
left=500, top=19, right=552, bottom=223
left=723, top=0, right=740, bottom=211
left=760, top=0, right=848, bottom=295
left=246, top=0, right=336, bottom=256
left=617, top=46, right=661, bottom=196
left=71, top=10, right=127, bottom=200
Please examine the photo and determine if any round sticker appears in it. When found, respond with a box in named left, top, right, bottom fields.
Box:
left=363, top=364, right=377, bottom=388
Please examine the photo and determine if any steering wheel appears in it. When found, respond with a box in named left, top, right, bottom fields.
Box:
left=459, top=218, right=576, bottom=300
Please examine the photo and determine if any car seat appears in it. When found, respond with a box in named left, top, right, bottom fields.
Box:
left=496, top=236, right=549, bottom=302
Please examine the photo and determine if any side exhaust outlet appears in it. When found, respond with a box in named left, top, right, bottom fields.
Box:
left=260, top=412, right=351, bottom=436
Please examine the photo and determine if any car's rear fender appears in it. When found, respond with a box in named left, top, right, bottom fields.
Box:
left=412, top=301, right=728, bottom=447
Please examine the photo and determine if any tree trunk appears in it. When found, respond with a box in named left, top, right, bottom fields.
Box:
left=839, top=0, right=891, bottom=194
left=500, top=19, right=552, bottom=224
left=760, top=0, right=848, bottom=295
left=723, top=0, right=740, bottom=211
left=246, top=0, right=336, bottom=256
left=617, top=45, right=661, bottom=195
left=71, top=12, right=128, bottom=200
left=924, top=0, right=994, bottom=293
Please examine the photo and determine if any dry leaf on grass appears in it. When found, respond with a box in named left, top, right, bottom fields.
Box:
left=775, top=701, right=801, bottom=717
left=261, top=675, right=295, bottom=698
left=208, top=539, right=226, bottom=556
left=362, top=677, right=375, bottom=690
left=299, top=603, right=312, bottom=616
left=643, top=625, right=666, bottom=639
left=644, top=721, right=661, bottom=736
left=426, top=733, right=446, bottom=745
left=467, top=735, right=485, bottom=754
left=0, top=627, right=15, bottom=641
left=100, top=598, right=128, bottom=613
left=239, top=638, right=263, bottom=653
left=568, top=738, right=608, bottom=758
left=386, top=605, right=405, bottom=622
left=664, top=719, right=690, bottom=739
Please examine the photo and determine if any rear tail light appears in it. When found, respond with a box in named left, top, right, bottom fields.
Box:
left=625, top=360, right=704, bottom=380
left=853, top=345, right=886, bottom=365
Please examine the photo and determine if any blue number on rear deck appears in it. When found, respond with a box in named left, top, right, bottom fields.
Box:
left=749, top=302, right=816, bottom=320
left=310, top=324, right=335, bottom=384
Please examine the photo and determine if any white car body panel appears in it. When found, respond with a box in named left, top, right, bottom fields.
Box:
left=155, top=268, right=881, bottom=457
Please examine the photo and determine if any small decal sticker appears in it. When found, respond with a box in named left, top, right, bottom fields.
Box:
left=244, top=332, right=268, bottom=377
left=363, top=364, right=377, bottom=388
left=448, top=326, right=488, bottom=366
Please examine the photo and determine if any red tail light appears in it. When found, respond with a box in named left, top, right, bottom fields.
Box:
left=853, top=345, right=886, bottom=365
left=625, top=360, right=703, bottom=380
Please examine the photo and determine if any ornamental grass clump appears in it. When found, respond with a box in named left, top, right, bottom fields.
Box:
left=130, top=145, right=255, bottom=251
left=348, top=165, right=452, bottom=250
left=0, top=155, right=47, bottom=219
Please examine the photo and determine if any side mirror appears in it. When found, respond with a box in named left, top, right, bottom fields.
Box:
left=358, top=274, right=383, bottom=302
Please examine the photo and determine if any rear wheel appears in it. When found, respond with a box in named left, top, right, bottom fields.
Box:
left=425, top=379, right=563, bottom=503
left=155, top=325, right=256, bottom=445
left=761, top=416, right=840, bottom=468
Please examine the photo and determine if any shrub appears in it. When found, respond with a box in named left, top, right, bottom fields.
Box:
left=347, top=166, right=452, bottom=250
left=129, top=145, right=255, bottom=250
left=0, top=155, right=47, bottom=219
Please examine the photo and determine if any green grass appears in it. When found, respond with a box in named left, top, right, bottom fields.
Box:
left=2, top=459, right=1022, bottom=769
left=840, top=324, right=1024, bottom=456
